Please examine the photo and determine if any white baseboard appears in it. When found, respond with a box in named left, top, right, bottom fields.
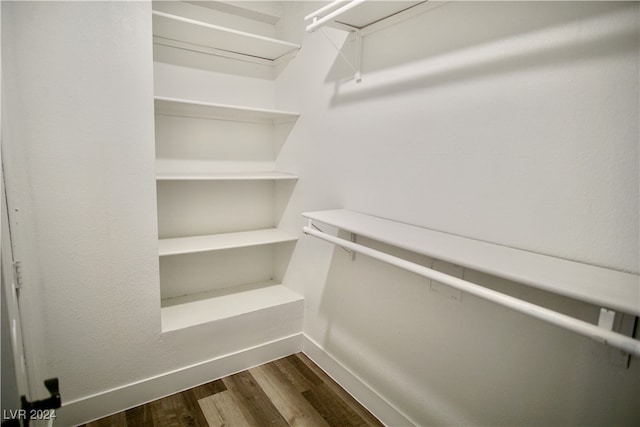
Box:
left=302, top=335, right=415, bottom=427
left=57, top=333, right=303, bottom=426
left=56, top=333, right=411, bottom=426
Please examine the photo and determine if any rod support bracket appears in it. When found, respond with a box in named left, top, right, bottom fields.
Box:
left=348, top=232, right=356, bottom=260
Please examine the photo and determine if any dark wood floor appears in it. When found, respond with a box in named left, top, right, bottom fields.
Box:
left=82, top=353, right=384, bottom=427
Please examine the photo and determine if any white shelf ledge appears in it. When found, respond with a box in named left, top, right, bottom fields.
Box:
left=154, top=96, right=299, bottom=123
left=161, top=281, right=303, bottom=332
left=155, top=160, right=280, bottom=175
left=152, top=11, right=300, bottom=62
left=303, top=209, right=640, bottom=316
left=156, top=171, right=298, bottom=181
left=159, top=228, right=298, bottom=256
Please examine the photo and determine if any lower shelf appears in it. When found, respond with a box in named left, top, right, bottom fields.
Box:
left=159, top=228, right=298, bottom=256
left=161, top=281, right=303, bottom=332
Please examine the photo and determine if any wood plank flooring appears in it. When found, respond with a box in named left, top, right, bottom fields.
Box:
left=82, top=353, right=384, bottom=427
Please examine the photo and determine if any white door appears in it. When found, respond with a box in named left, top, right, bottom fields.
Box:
left=1, top=155, right=32, bottom=413
left=1, top=2, right=32, bottom=408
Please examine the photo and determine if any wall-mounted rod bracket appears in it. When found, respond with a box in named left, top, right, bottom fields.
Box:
left=597, top=308, right=637, bottom=369
left=305, top=219, right=356, bottom=259
left=354, top=33, right=362, bottom=84
left=347, top=232, right=356, bottom=261
left=319, top=28, right=362, bottom=84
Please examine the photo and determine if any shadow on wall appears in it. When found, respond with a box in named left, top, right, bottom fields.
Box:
left=320, top=1, right=638, bottom=106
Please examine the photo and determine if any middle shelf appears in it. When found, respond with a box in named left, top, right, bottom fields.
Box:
left=154, top=96, right=300, bottom=123
left=159, top=228, right=298, bottom=256
left=156, top=171, right=298, bottom=181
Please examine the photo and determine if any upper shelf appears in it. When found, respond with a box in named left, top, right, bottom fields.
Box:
left=305, top=0, right=428, bottom=33
left=303, top=209, right=640, bottom=316
left=154, top=96, right=299, bottom=124
left=152, top=10, right=300, bottom=63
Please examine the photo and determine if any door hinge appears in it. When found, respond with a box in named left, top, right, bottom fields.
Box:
left=12, top=261, right=23, bottom=290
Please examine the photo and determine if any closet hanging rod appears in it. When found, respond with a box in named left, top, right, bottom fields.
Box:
left=305, top=0, right=367, bottom=33
left=304, top=0, right=350, bottom=22
left=302, top=225, right=640, bottom=357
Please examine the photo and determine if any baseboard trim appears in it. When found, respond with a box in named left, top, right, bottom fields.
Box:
left=57, top=333, right=303, bottom=426
left=302, top=334, right=415, bottom=427
left=56, top=333, right=412, bottom=426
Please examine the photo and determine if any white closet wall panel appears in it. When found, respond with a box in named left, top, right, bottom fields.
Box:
left=153, top=62, right=277, bottom=107
left=159, top=245, right=277, bottom=298
left=156, top=180, right=275, bottom=238
left=155, top=115, right=275, bottom=162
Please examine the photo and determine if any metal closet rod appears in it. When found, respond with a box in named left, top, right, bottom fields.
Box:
left=302, top=225, right=640, bottom=357
left=304, top=0, right=367, bottom=33
left=304, top=0, right=348, bottom=22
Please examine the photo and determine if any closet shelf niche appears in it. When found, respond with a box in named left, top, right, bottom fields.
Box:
left=153, top=2, right=302, bottom=335
left=154, top=97, right=299, bottom=182
left=152, top=10, right=301, bottom=65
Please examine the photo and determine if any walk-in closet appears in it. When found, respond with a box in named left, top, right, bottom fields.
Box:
left=2, top=1, right=639, bottom=426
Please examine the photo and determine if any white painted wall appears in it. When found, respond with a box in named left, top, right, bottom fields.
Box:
left=275, top=1, right=640, bottom=425
left=1, top=0, right=162, bottom=404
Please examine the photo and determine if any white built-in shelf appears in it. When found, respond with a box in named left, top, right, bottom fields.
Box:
left=152, top=11, right=300, bottom=63
left=156, top=171, right=298, bottom=181
left=305, top=0, right=432, bottom=33
left=159, top=228, right=297, bottom=256
left=303, top=209, right=640, bottom=316
left=161, top=281, right=303, bottom=332
left=154, top=96, right=299, bottom=123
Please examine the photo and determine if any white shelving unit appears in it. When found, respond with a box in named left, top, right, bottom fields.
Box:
left=152, top=2, right=302, bottom=333
left=159, top=228, right=298, bottom=256
left=303, top=209, right=640, bottom=316
left=153, top=10, right=300, bottom=64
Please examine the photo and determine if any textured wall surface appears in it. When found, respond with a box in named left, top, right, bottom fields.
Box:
left=1, top=0, right=164, bottom=401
